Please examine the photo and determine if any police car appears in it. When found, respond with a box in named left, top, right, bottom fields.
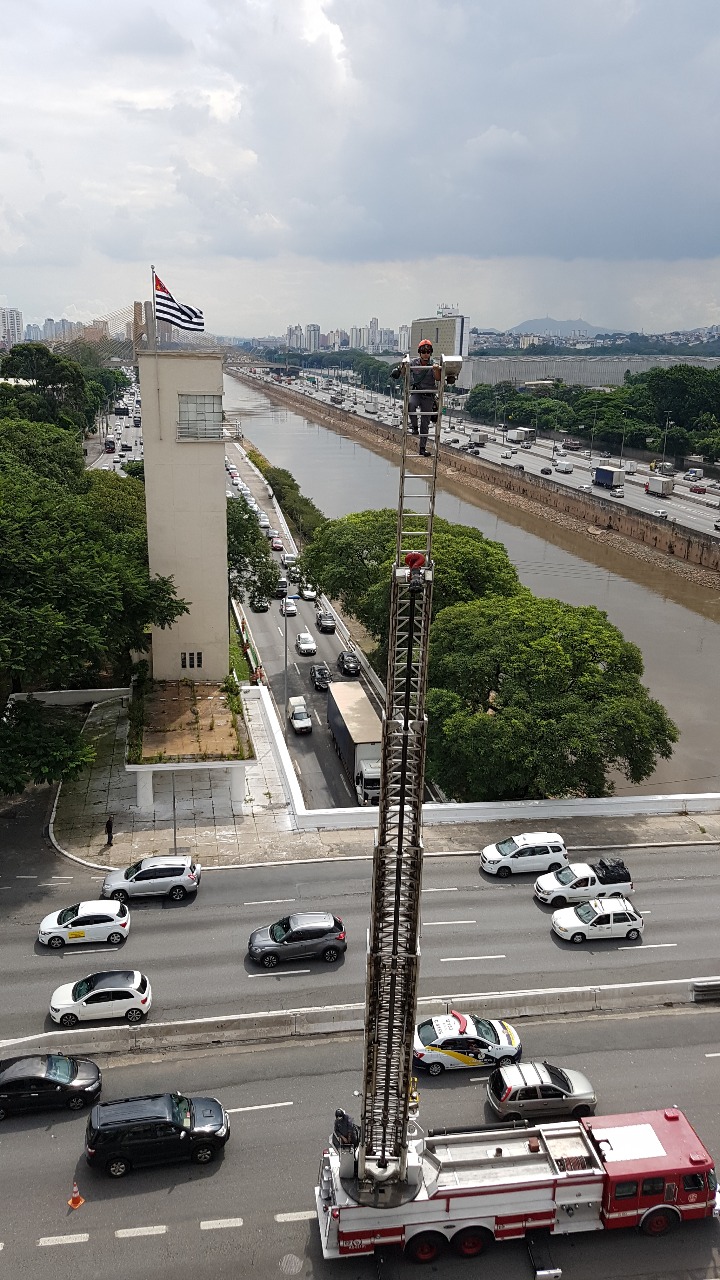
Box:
left=413, top=1009, right=522, bottom=1076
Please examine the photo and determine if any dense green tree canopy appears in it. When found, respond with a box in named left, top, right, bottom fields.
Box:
left=426, top=595, right=678, bottom=801
left=301, top=509, right=521, bottom=650
left=0, top=699, right=95, bottom=796
left=0, top=342, right=124, bottom=433
left=227, top=497, right=280, bottom=601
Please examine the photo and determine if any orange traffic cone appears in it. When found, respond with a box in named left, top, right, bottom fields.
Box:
left=68, top=1180, right=85, bottom=1210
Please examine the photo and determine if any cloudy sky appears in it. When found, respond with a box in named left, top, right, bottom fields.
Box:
left=2, top=0, right=719, bottom=335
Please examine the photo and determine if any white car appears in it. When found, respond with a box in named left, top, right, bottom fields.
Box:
left=49, top=970, right=152, bottom=1028
left=38, top=900, right=130, bottom=949
left=300, top=583, right=317, bottom=601
left=413, top=1010, right=522, bottom=1076
left=551, top=896, right=644, bottom=945
left=280, top=598, right=297, bottom=616
left=480, top=832, right=567, bottom=879
left=295, top=631, right=317, bottom=656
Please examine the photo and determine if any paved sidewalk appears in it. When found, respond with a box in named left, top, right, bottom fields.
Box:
left=51, top=698, right=720, bottom=871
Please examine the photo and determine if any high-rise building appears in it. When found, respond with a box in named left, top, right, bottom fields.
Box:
left=24, top=323, right=42, bottom=341
left=0, top=307, right=23, bottom=347
left=350, top=327, right=361, bottom=350
left=369, top=316, right=379, bottom=350
left=398, top=325, right=410, bottom=353
left=305, top=323, right=320, bottom=352
left=379, top=328, right=397, bottom=351
left=286, top=324, right=303, bottom=350
left=43, top=318, right=56, bottom=340
left=410, top=305, right=470, bottom=358
left=360, top=326, right=370, bottom=350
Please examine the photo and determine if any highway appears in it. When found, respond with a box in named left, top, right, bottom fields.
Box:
left=253, top=372, right=720, bottom=538
left=2, top=1012, right=720, bottom=1278
left=4, top=833, right=720, bottom=1042
left=225, top=438, right=382, bottom=811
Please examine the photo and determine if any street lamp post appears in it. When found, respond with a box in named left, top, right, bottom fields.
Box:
left=619, top=412, right=627, bottom=468
left=661, top=412, right=673, bottom=468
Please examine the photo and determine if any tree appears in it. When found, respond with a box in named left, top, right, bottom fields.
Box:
left=0, top=417, right=87, bottom=491
left=226, top=497, right=279, bottom=600
left=426, top=594, right=678, bottom=801
left=301, top=510, right=521, bottom=653
left=0, top=699, right=95, bottom=795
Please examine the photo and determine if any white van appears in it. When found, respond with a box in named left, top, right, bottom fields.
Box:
left=554, top=461, right=574, bottom=474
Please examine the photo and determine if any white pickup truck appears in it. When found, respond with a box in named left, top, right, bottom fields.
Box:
left=287, top=696, right=312, bottom=734
left=534, top=858, right=633, bottom=907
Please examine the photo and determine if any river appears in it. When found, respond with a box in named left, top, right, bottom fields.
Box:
left=224, top=376, right=720, bottom=796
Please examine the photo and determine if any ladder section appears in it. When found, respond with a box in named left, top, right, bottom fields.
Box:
left=358, top=355, right=459, bottom=1186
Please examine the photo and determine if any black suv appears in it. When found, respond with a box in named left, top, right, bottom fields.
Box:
left=315, top=610, right=336, bottom=633
left=337, top=651, right=361, bottom=676
left=85, top=1092, right=229, bottom=1177
left=309, top=663, right=332, bottom=691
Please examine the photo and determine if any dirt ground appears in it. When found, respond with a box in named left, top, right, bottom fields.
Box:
left=141, top=680, right=248, bottom=761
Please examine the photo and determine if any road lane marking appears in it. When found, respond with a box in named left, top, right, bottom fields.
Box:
left=618, top=943, right=677, bottom=951
left=422, top=887, right=458, bottom=893
left=226, top=1102, right=293, bottom=1113
left=640, top=911, right=652, bottom=915
left=314, top=710, right=321, bottom=725
left=115, top=1225, right=167, bottom=1238
left=246, top=969, right=311, bottom=978
left=293, top=662, right=300, bottom=674
left=423, top=920, right=476, bottom=927
left=16, top=875, right=37, bottom=879
left=275, top=1211, right=315, bottom=1222
left=38, top=1234, right=89, bottom=1246
left=440, top=954, right=506, bottom=963
left=244, top=898, right=296, bottom=906
left=705, top=1053, right=720, bottom=1058
left=201, top=1218, right=244, bottom=1230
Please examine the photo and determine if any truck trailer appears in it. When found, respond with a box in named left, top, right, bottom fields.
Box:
left=327, top=683, right=381, bottom=805
left=592, top=466, right=624, bottom=489
left=506, top=427, right=535, bottom=443
left=645, top=475, right=674, bottom=497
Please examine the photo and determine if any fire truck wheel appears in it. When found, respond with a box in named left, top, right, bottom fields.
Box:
left=427, top=1062, right=445, bottom=1077
left=450, top=1226, right=494, bottom=1258
left=405, top=1231, right=447, bottom=1263
left=641, top=1208, right=678, bottom=1236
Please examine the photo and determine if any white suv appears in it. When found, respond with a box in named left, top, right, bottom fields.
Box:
left=480, top=832, right=568, bottom=879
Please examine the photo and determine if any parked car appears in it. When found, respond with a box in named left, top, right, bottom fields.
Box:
left=551, top=895, right=644, bottom=944
left=309, top=662, right=332, bottom=691
left=295, top=631, right=317, bottom=656
left=337, top=651, right=361, bottom=676
left=0, top=1054, right=102, bottom=1119
left=316, top=610, right=336, bottom=633
left=480, top=832, right=567, bottom=879
left=101, top=856, right=201, bottom=903
left=50, top=970, right=152, bottom=1027
left=85, top=1091, right=229, bottom=1177
left=38, top=900, right=130, bottom=948
left=247, top=912, right=346, bottom=968
left=413, top=1010, right=521, bottom=1076
left=487, top=1061, right=596, bottom=1120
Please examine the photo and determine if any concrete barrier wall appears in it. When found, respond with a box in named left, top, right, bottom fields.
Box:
left=3, top=978, right=703, bottom=1057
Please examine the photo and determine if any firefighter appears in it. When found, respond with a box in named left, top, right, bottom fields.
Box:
left=392, top=340, right=441, bottom=455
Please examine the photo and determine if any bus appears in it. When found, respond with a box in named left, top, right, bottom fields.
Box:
left=104, top=438, right=116, bottom=453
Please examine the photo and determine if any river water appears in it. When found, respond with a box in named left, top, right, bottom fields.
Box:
left=224, top=376, right=720, bottom=796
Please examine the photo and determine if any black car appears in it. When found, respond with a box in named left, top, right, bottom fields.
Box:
left=249, top=595, right=269, bottom=612
left=337, top=651, right=361, bottom=676
left=316, top=610, right=336, bottom=633
left=0, top=1054, right=101, bottom=1119
left=85, top=1091, right=230, bottom=1178
left=310, top=662, right=332, bottom=691
left=541, top=467, right=552, bottom=475
left=120, top=442, right=132, bottom=452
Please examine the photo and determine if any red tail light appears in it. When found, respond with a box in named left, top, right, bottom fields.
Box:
left=501, top=1085, right=512, bottom=1102
left=120, top=920, right=128, bottom=927
left=187, top=873, right=197, bottom=882
left=140, top=997, right=148, bottom=1005
left=414, top=1051, right=424, bottom=1059
left=86, top=1147, right=95, bottom=1156
left=335, top=932, right=346, bottom=941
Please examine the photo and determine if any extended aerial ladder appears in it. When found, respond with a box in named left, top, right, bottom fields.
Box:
left=319, top=352, right=461, bottom=1208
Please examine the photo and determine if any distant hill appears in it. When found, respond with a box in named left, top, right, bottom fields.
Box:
left=510, top=317, right=607, bottom=337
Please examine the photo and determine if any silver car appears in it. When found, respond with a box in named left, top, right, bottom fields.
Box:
left=487, top=1060, right=596, bottom=1121
left=101, top=856, right=201, bottom=904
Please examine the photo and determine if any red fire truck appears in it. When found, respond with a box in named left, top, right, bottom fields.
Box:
left=317, top=1107, right=717, bottom=1263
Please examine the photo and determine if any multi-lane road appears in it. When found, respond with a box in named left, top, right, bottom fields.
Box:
left=251, top=372, right=720, bottom=538
left=4, top=819, right=720, bottom=1043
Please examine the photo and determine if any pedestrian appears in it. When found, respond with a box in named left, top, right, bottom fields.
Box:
left=392, top=340, right=441, bottom=456
left=105, top=815, right=114, bottom=847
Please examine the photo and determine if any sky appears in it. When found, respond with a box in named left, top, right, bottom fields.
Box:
left=2, top=0, right=720, bottom=336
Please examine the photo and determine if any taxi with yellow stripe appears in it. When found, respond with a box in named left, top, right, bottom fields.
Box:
left=38, top=900, right=130, bottom=949
left=413, top=1009, right=522, bottom=1077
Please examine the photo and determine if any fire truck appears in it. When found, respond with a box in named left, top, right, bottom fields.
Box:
left=314, top=352, right=718, bottom=1271
left=318, top=1107, right=717, bottom=1262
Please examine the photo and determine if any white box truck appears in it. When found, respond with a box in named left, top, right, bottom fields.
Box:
left=327, top=683, right=381, bottom=805
left=645, top=475, right=674, bottom=497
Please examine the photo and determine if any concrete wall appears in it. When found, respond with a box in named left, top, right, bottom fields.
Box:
left=139, top=352, right=229, bottom=681
left=459, top=353, right=720, bottom=389
left=233, top=375, right=720, bottom=573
